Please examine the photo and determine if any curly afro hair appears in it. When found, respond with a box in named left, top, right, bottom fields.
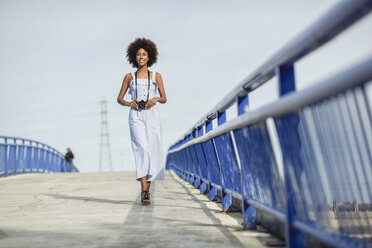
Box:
left=126, top=38, right=158, bottom=68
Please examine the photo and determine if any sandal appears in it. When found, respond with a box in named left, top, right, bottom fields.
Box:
left=141, top=191, right=151, bottom=205
left=146, top=191, right=151, bottom=204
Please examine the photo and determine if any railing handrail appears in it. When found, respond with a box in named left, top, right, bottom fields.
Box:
left=0, top=135, right=79, bottom=175
left=168, top=56, right=372, bottom=154
left=169, top=0, right=372, bottom=150
left=0, top=135, right=64, bottom=157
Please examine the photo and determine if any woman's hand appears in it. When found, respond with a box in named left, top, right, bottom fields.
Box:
left=145, top=98, right=158, bottom=109
left=130, top=100, right=139, bottom=109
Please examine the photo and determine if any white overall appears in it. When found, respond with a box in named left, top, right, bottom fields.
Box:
left=127, top=71, right=164, bottom=181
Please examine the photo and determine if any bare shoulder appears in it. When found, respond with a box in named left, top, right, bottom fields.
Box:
left=122, top=73, right=133, bottom=85
left=118, top=73, right=133, bottom=95
left=155, top=72, right=163, bottom=81
left=124, top=73, right=132, bottom=81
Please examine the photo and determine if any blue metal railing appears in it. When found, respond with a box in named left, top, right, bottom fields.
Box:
left=166, top=0, right=372, bottom=247
left=0, top=136, right=78, bottom=177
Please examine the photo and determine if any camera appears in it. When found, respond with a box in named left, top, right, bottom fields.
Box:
left=138, top=100, right=147, bottom=109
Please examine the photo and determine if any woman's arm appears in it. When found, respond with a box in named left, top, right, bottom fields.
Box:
left=145, top=72, right=167, bottom=109
left=117, top=73, right=138, bottom=109
left=155, top=72, right=167, bottom=103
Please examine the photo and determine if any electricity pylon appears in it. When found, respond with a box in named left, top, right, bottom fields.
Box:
left=99, top=97, right=113, bottom=172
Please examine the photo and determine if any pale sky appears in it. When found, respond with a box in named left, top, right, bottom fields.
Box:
left=1, top=0, right=371, bottom=172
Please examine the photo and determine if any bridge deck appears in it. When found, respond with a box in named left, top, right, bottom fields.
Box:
left=0, top=171, right=280, bottom=248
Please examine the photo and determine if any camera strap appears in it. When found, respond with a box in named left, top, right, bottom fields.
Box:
left=135, top=70, right=150, bottom=102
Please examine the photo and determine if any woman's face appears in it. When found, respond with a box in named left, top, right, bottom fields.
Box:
left=136, top=48, right=149, bottom=67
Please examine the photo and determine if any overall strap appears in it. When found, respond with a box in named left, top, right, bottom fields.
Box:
left=131, top=72, right=136, bottom=82
left=152, top=71, right=156, bottom=81
left=135, top=70, right=150, bottom=101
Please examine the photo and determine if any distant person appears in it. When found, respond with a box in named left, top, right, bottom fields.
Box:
left=64, top=148, right=74, bottom=172
left=117, top=38, right=167, bottom=205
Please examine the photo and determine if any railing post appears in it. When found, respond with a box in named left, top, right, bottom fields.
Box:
left=191, top=146, right=201, bottom=188
left=194, top=124, right=204, bottom=189
left=31, top=141, right=35, bottom=173
left=48, top=148, right=52, bottom=173
left=4, top=137, right=8, bottom=177
left=205, top=120, right=213, bottom=133
left=181, top=149, right=187, bottom=180
left=22, top=139, right=26, bottom=174
left=217, top=111, right=232, bottom=210
left=235, top=94, right=257, bottom=229
left=62, top=158, right=66, bottom=173
left=198, top=124, right=208, bottom=194
left=13, top=138, right=17, bottom=176
left=43, top=145, right=47, bottom=173
left=276, top=65, right=296, bottom=96
left=37, top=143, right=41, bottom=173
left=197, top=124, right=204, bottom=137
left=183, top=133, right=193, bottom=184
left=45, top=146, right=49, bottom=173
left=185, top=149, right=189, bottom=181
left=276, top=64, right=305, bottom=247
left=237, top=94, right=249, bottom=115
left=204, top=119, right=219, bottom=200
left=217, top=111, right=226, bottom=126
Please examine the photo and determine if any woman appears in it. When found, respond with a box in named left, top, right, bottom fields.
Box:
left=117, top=38, right=167, bottom=205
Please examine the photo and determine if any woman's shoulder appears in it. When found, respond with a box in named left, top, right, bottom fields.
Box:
left=124, top=72, right=133, bottom=79
left=153, top=71, right=162, bottom=80
left=123, top=73, right=134, bottom=84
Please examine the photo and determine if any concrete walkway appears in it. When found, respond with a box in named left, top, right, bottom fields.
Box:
left=0, top=170, right=281, bottom=248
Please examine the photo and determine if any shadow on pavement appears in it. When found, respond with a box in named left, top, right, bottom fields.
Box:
left=45, top=194, right=140, bottom=206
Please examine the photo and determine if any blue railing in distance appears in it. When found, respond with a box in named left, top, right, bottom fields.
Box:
left=0, top=136, right=79, bottom=177
left=166, top=0, right=372, bottom=247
